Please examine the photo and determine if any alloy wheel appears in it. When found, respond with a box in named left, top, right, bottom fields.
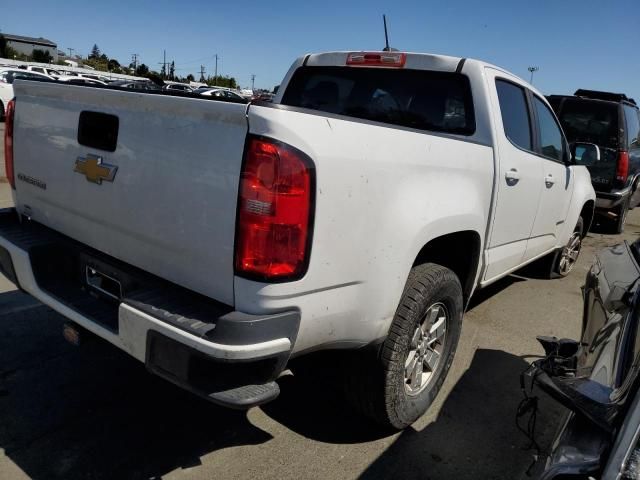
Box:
left=404, top=302, right=448, bottom=395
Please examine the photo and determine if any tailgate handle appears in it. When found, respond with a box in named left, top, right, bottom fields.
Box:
left=78, top=111, right=119, bottom=152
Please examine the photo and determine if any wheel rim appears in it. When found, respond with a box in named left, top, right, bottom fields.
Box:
left=558, top=231, right=581, bottom=275
left=404, top=302, right=448, bottom=396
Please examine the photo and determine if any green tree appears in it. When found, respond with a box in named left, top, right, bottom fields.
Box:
left=135, top=63, right=149, bottom=76
left=84, top=57, right=109, bottom=72
left=108, top=58, right=121, bottom=73
left=186, top=73, right=195, bottom=82
left=89, top=44, right=101, bottom=59
left=207, top=75, right=237, bottom=89
left=169, top=61, right=175, bottom=80
left=32, top=49, right=53, bottom=63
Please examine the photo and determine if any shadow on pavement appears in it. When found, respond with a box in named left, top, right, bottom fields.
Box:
left=0, top=291, right=271, bottom=480
left=262, top=352, right=392, bottom=444
left=467, top=275, right=525, bottom=311
left=0, top=288, right=564, bottom=479
left=358, top=349, right=565, bottom=480
left=263, top=349, right=565, bottom=480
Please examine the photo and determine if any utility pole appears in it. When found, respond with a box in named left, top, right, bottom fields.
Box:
left=214, top=54, right=218, bottom=85
left=158, top=49, right=167, bottom=79
left=67, top=47, right=74, bottom=58
left=200, top=65, right=206, bottom=83
left=528, top=66, right=539, bottom=84
left=251, top=74, right=256, bottom=91
left=131, top=53, right=139, bottom=73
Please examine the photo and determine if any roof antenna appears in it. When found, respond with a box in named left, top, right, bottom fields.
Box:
left=383, top=15, right=390, bottom=51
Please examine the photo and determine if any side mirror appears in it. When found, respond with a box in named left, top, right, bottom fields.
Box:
left=570, top=142, right=601, bottom=166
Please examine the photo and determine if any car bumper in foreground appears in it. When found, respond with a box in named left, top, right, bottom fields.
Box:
left=0, top=208, right=299, bottom=408
left=595, top=188, right=631, bottom=210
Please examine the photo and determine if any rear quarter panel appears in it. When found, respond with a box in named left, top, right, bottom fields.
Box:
left=236, top=105, right=494, bottom=354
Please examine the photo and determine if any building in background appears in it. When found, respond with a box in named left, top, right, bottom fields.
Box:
left=3, top=34, right=57, bottom=62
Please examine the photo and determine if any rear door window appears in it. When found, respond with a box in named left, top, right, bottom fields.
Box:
left=624, top=105, right=640, bottom=148
left=533, top=96, right=564, bottom=162
left=281, top=66, right=475, bottom=135
left=495, top=80, right=532, bottom=151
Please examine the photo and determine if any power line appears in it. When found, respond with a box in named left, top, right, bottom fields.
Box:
left=158, top=49, right=168, bottom=79
left=251, top=74, right=256, bottom=90
left=131, top=53, right=139, bottom=72
left=200, top=65, right=206, bottom=83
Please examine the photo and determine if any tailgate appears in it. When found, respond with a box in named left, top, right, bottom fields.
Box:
left=11, top=81, right=248, bottom=305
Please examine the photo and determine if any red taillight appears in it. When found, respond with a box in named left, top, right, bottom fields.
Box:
left=346, top=52, right=406, bottom=68
left=235, top=136, right=314, bottom=281
left=4, top=99, right=15, bottom=189
left=616, top=150, right=629, bottom=184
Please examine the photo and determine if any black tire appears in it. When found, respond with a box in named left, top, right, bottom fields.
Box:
left=344, top=263, right=463, bottom=429
left=613, top=197, right=630, bottom=234
left=552, top=216, right=584, bottom=277
left=0, top=100, right=4, bottom=122
left=629, top=179, right=640, bottom=210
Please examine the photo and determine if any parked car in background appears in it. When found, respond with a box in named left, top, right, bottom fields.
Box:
left=1, top=51, right=595, bottom=429
left=25, top=65, right=63, bottom=78
left=78, top=73, right=113, bottom=83
left=548, top=90, right=640, bottom=233
left=197, top=87, right=247, bottom=102
left=525, top=238, right=640, bottom=479
left=56, top=75, right=107, bottom=86
left=163, top=82, right=193, bottom=93
left=0, top=68, right=53, bottom=119
left=252, top=92, right=274, bottom=102
left=109, top=80, right=162, bottom=91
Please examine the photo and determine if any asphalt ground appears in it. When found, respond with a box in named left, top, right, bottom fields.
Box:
left=0, top=124, right=639, bottom=479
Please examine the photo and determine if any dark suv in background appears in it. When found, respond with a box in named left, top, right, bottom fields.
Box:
left=548, top=90, right=640, bottom=233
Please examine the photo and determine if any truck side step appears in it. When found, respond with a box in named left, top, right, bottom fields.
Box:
left=207, top=382, right=280, bottom=409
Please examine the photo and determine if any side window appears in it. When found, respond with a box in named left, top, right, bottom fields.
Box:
left=533, top=96, right=564, bottom=162
left=496, top=80, right=532, bottom=151
left=624, top=105, right=640, bottom=148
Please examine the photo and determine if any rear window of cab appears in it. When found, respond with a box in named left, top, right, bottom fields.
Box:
left=281, top=66, right=476, bottom=136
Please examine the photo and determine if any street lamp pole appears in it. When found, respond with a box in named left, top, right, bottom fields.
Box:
left=528, top=66, right=539, bottom=84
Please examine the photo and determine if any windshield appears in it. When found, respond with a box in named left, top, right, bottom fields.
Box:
left=282, top=66, right=475, bottom=135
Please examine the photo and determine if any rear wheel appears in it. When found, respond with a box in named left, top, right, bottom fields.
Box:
left=344, top=263, right=463, bottom=429
left=553, top=217, right=583, bottom=277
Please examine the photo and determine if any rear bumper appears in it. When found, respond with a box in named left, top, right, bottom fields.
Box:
left=0, top=208, right=299, bottom=408
left=595, top=188, right=631, bottom=210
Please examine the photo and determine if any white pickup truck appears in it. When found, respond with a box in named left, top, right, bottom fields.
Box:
left=0, top=51, right=595, bottom=429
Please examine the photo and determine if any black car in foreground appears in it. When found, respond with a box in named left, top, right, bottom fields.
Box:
left=549, top=90, right=640, bottom=233
left=523, top=239, right=640, bottom=479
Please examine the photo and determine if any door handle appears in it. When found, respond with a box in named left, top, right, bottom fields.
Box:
left=544, top=174, right=555, bottom=188
left=505, top=168, right=520, bottom=185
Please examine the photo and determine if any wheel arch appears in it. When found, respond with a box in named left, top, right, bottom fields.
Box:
left=580, top=200, right=595, bottom=237
left=412, top=230, right=482, bottom=306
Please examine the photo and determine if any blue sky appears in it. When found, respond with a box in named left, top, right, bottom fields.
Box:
left=2, top=0, right=638, bottom=98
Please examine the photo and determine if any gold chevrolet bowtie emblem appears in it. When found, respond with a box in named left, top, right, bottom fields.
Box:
left=74, top=154, right=118, bottom=184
